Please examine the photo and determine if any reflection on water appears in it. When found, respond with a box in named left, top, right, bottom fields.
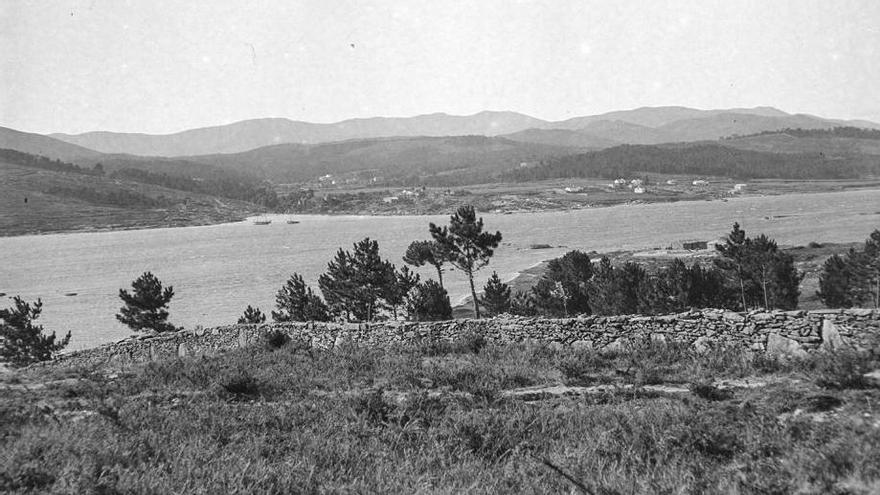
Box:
left=1, top=188, right=879, bottom=350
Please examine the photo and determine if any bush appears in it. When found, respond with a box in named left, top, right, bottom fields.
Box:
left=264, top=328, right=291, bottom=350
left=406, top=280, right=453, bottom=321
left=814, top=350, right=876, bottom=390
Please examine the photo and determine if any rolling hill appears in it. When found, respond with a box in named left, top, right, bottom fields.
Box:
left=0, top=126, right=103, bottom=163
left=184, top=135, right=575, bottom=183
left=0, top=154, right=257, bottom=236
left=49, top=111, right=547, bottom=156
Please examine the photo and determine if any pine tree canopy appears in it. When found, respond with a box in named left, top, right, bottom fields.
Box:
left=0, top=296, right=70, bottom=367
left=116, top=272, right=178, bottom=332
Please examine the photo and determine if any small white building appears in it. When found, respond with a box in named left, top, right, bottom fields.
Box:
left=666, top=179, right=677, bottom=185
left=382, top=196, right=399, bottom=204
left=613, top=178, right=627, bottom=187
left=733, top=183, right=747, bottom=192
left=630, top=178, right=643, bottom=187
left=633, top=186, right=646, bottom=194
left=692, top=180, right=709, bottom=186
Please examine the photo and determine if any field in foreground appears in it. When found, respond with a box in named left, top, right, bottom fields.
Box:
left=2, top=337, right=880, bottom=493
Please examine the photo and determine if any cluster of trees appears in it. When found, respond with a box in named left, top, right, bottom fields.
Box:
left=44, top=184, right=175, bottom=209
left=249, top=205, right=502, bottom=323
left=502, top=144, right=880, bottom=182
left=726, top=127, right=880, bottom=141
left=0, top=148, right=104, bottom=176
left=818, top=230, right=880, bottom=308
left=476, top=224, right=802, bottom=318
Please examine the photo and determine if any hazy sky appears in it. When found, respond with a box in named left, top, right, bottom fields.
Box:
left=2, top=0, right=879, bottom=134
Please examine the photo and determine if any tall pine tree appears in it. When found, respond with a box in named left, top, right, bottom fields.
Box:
left=429, top=205, right=502, bottom=319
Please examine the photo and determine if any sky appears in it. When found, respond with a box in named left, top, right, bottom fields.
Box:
left=2, top=0, right=880, bottom=134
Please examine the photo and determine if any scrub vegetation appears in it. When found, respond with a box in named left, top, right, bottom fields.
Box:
left=2, top=336, right=879, bottom=493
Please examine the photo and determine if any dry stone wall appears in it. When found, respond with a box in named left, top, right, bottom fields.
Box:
left=49, top=309, right=880, bottom=370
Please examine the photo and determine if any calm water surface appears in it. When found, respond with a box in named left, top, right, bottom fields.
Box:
left=2, top=189, right=879, bottom=350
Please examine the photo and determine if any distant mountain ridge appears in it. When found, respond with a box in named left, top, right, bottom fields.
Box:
left=48, top=106, right=880, bottom=157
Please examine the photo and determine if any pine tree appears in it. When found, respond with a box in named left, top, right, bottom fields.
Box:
left=405, top=280, right=453, bottom=321
left=480, top=272, right=511, bottom=317
left=116, top=272, right=178, bottom=332
left=318, top=248, right=359, bottom=320
left=586, top=257, right=619, bottom=315
left=238, top=305, right=267, bottom=324
left=272, top=273, right=330, bottom=322
left=532, top=250, right=594, bottom=316
left=0, top=297, right=70, bottom=367
left=385, top=266, right=420, bottom=319
left=429, top=205, right=502, bottom=319
left=617, top=262, right=647, bottom=314
left=319, top=238, right=396, bottom=321
left=403, top=240, right=449, bottom=287
left=715, top=223, right=752, bottom=310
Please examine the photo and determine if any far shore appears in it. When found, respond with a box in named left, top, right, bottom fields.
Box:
left=4, top=182, right=880, bottom=238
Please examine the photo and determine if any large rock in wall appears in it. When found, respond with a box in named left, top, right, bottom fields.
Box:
left=45, top=309, right=880, bottom=370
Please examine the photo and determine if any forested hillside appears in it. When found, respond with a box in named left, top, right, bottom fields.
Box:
left=504, top=143, right=880, bottom=182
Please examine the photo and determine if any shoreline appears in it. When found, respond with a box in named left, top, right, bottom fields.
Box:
left=4, top=184, right=879, bottom=238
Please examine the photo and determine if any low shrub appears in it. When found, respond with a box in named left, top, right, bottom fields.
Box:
left=813, top=349, right=876, bottom=390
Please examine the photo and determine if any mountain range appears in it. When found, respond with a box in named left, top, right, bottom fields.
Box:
left=43, top=106, right=880, bottom=158
left=2, top=106, right=880, bottom=187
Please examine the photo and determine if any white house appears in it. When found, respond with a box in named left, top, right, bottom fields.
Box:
left=733, top=183, right=747, bottom=192
left=633, top=186, right=646, bottom=194
left=692, top=180, right=709, bottom=186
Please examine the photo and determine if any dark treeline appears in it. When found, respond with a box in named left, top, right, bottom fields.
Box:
left=818, top=230, right=880, bottom=309
left=110, top=168, right=279, bottom=207
left=43, top=184, right=175, bottom=209
left=486, top=223, right=803, bottom=318
left=0, top=148, right=104, bottom=176
left=502, top=143, right=880, bottom=182
left=726, top=126, right=880, bottom=141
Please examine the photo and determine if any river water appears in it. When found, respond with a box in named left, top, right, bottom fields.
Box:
left=2, top=189, right=878, bottom=350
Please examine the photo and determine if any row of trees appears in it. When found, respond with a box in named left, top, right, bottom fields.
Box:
left=242, top=205, right=501, bottom=323
left=474, top=223, right=802, bottom=317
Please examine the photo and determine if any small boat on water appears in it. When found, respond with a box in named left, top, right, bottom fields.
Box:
left=253, top=216, right=272, bottom=225
left=286, top=218, right=300, bottom=224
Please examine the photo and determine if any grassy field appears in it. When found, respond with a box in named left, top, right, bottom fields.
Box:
left=2, top=335, right=879, bottom=493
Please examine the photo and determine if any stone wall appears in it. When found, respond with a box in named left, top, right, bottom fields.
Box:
left=49, top=309, right=880, bottom=370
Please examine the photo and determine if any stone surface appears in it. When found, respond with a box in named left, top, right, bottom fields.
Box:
left=821, top=320, right=846, bottom=351
left=766, top=333, right=808, bottom=358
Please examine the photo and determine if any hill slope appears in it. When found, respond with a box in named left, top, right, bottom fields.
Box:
left=0, top=126, right=103, bottom=163
left=0, top=157, right=256, bottom=236
left=185, top=135, right=574, bottom=183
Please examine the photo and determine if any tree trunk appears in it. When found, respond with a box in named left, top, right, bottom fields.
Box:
left=468, top=271, right=481, bottom=319
left=762, top=264, right=769, bottom=309
left=436, top=265, right=444, bottom=289
left=737, top=264, right=747, bottom=311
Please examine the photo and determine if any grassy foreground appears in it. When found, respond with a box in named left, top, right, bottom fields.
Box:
left=2, top=336, right=880, bottom=494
